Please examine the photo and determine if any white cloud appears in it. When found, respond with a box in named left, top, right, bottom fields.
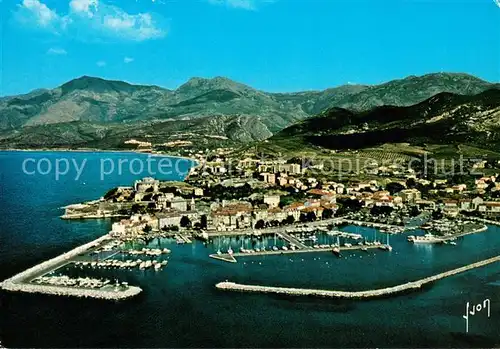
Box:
left=124, top=56, right=134, bottom=63
left=14, top=0, right=167, bottom=41
left=47, top=47, right=67, bottom=55
left=15, top=0, right=60, bottom=29
left=208, top=0, right=274, bottom=10
left=96, top=60, right=106, bottom=67
left=69, top=0, right=99, bottom=18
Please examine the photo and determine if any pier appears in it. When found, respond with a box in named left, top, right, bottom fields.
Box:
left=0, top=234, right=142, bottom=300
left=278, top=231, right=308, bottom=249
left=216, top=254, right=500, bottom=299
left=210, top=245, right=383, bottom=263
left=176, top=233, right=193, bottom=244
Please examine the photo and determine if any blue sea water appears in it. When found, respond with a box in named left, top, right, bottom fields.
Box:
left=1, top=151, right=500, bottom=348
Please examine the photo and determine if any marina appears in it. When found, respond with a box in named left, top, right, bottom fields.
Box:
left=0, top=234, right=152, bottom=300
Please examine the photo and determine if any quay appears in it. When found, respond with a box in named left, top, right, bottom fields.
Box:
left=336, top=218, right=410, bottom=232
left=0, top=234, right=142, bottom=300
left=210, top=245, right=383, bottom=263
left=61, top=213, right=129, bottom=220
left=438, top=224, right=488, bottom=241
left=216, top=254, right=500, bottom=299
left=205, top=218, right=338, bottom=237
left=205, top=217, right=410, bottom=239
left=468, top=217, right=500, bottom=227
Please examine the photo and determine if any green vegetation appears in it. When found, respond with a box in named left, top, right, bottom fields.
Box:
left=1, top=73, right=498, bottom=150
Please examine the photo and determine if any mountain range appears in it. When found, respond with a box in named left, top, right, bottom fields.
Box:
left=268, top=88, right=500, bottom=157
left=0, top=72, right=498, bottom=150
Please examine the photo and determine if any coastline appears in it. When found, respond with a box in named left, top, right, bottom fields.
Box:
left=0, top=147, right=199, bottom=166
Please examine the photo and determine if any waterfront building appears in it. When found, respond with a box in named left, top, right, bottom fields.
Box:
left=157, top=212, right=182, bottom=229
left=211, top=201, right=253, bottom=231
left=478, top=202, right=500, bottom=215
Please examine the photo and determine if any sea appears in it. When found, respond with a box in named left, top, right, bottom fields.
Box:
left=0, top=151, right=499, bottom=348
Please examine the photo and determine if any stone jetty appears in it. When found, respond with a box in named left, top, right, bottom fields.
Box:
left=216, top=254, right=500, bottom=299
left=0, top=234, right=142, bottom=300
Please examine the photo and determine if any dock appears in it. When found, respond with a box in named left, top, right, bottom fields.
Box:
left=176, top=234, right=193, bottom=244
left=278, top=231, right=308, bottom=249
left=216, top=254, right=500, bottom=299
left=210, top=245, right=383, bottom=263
left=0, top=234, right=142, bottom=300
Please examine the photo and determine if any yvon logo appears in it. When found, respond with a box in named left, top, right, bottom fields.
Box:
left=463, top=299, right=491, bottom=333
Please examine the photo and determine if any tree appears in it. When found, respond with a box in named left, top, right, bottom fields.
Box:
left=180, top=216, right=192, bottom=228
left=406, top=178, right=417, bottom=189
left=370, top=205, right=394, bottom=216
left=322, top=208, right=334, bottom=220
left=131, top=203, right=142, bottom=214
left=306, top=211, right=316, bottom=222
left=432, top=209, right=443, bottom=220
left=104, top=188, right=119, bottom=201
left=386, top=182, right=406, bottom=195
left=409, top=205, right=421, bottom=217
left=299, top=213, right=308, bottom=223
left=200, top=215, right=208, bottom=229
left=285, top=215, right=295, bottom=225
left=255, top=219, right=265, bottom=229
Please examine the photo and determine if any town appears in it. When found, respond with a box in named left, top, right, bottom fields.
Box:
left=62, top=148, right=500, bottom=246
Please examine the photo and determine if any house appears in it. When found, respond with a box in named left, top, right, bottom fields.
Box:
left=284, top=202, right=305, bottom=221
left=170, top=197, right=188, bottom=211
left=157, top=212, right=183, bottom=229
left=260, top=172, right=276, bottom=185
left=452, top=184, right=467, bottom=192
left=157, top=193, right=175, bottom=209
left=211, top=201, right=253, bottom=231
left=264, top=194, right=281, bottom=209
left=472, top=197, right=484, bottom=210
left=415, top=200, right=436, bottom=210
left=443, top=200, right=459, bottom=217
left=459, top=199, right=473, bottom=211
left=238, top=158, right=259, bottom=169
left=134, top=177, right=159, bottom=193
left=399, top=189, right=422, bottom=203
left=478, top=202, right=500, bottom=215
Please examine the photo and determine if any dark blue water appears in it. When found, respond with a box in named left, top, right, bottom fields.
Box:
left=1, top=151, right=500, bottom=348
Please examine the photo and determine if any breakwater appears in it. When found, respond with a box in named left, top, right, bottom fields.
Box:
left=216, top=254, right=500, bottom=299
left=0, top=234, right=142, bottom=300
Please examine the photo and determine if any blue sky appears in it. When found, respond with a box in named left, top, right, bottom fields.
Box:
left=1, top=0, right=499, bottom=96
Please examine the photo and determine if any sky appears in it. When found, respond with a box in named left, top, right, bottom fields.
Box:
left=1, top=0, right=499, bottom=96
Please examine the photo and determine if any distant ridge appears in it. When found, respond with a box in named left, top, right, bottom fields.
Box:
left=0, top=72, right=497, bottom=150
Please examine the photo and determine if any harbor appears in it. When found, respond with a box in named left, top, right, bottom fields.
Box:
left=0, top=234, right=144, bottom=300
